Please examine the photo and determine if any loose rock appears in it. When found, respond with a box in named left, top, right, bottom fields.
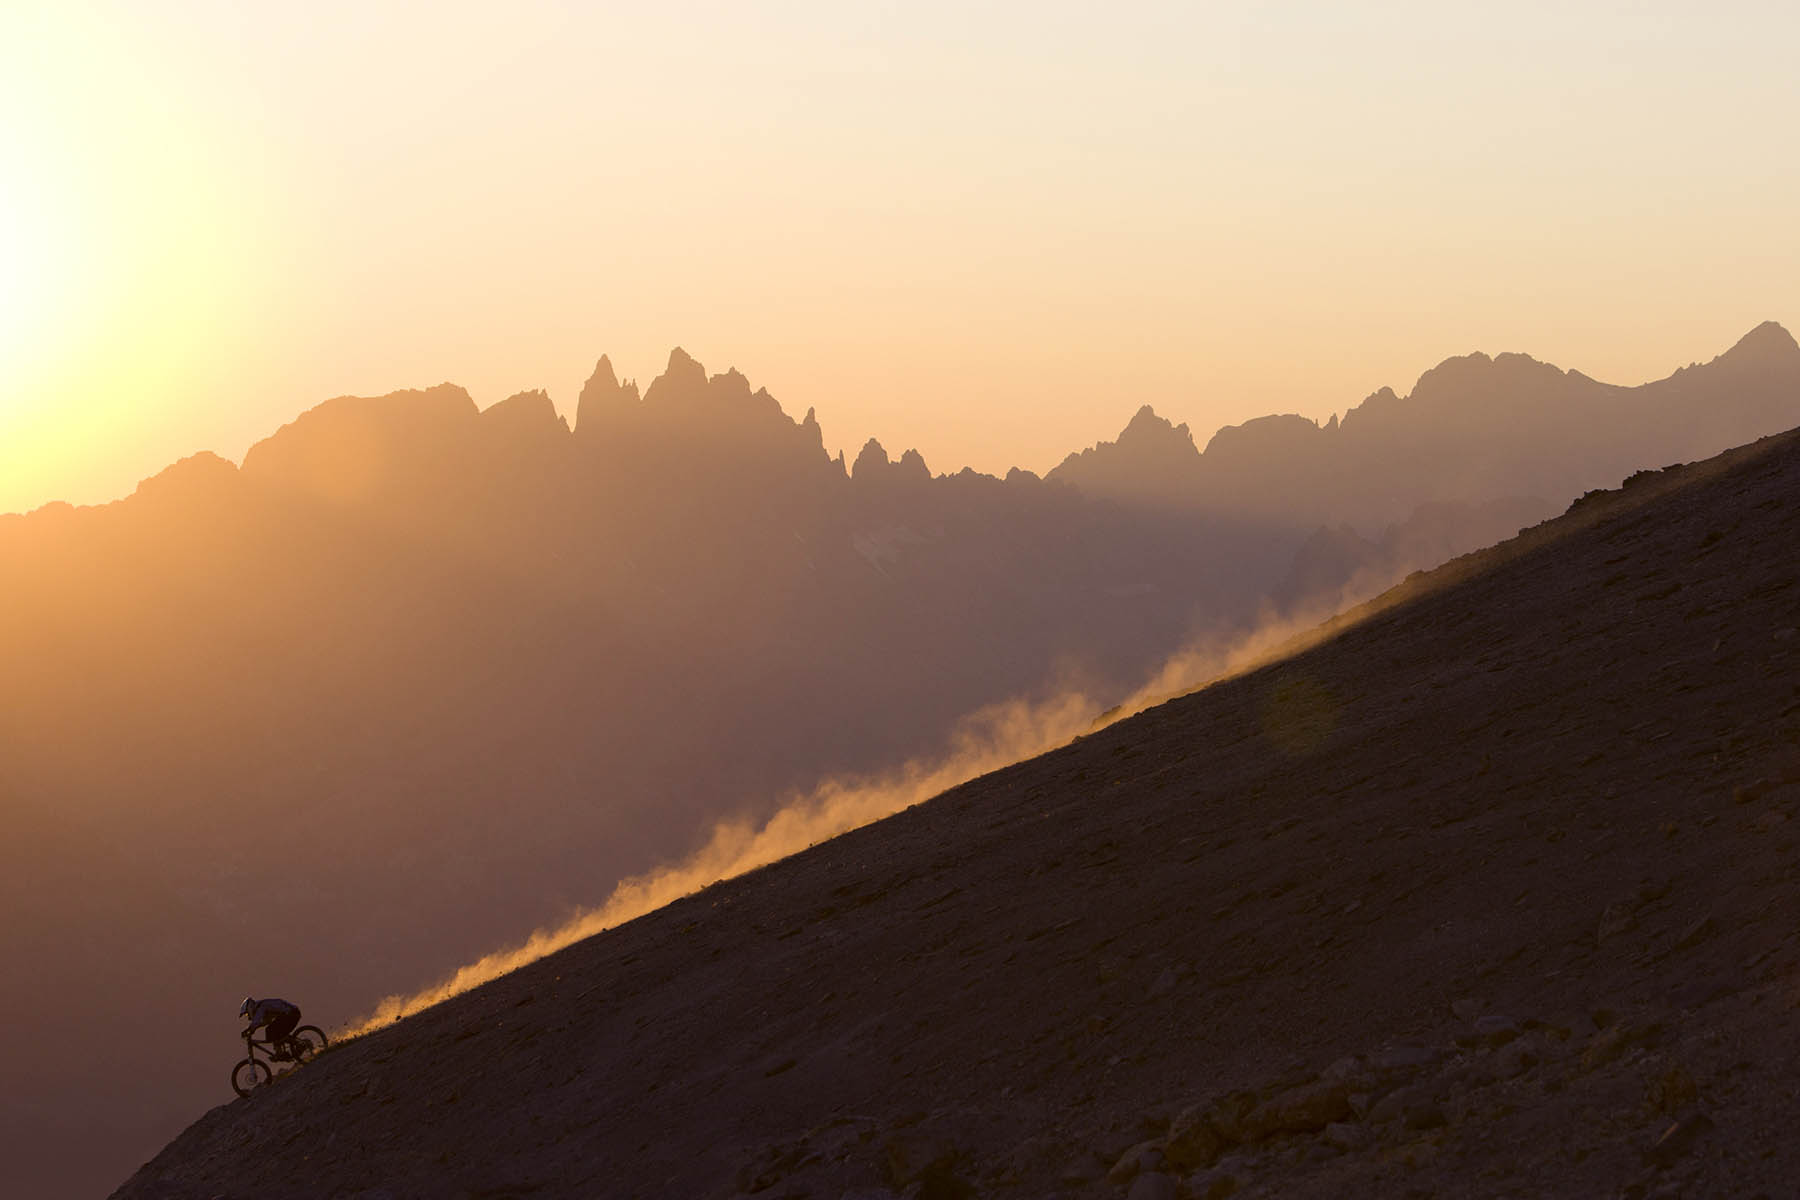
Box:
left=1057, top=1154, right=1107, bottom=1186
left=1322, top=1121, right=1369, bottom=1152
left=1239, top=1081, right=1353, bottom=1140
left=1106, top=1140, right=1165, bottom=1185
left=1187, top=1166, right=1243, bottom=1200
left=1161, top=1111, right=1226, bottom=1171
left=1646, top=1112, right=1716, bottom=1167
left=1491, top=1034, right=1543, bottom=1080
left=1449, top=997, right=1486, bottom=1023
left=1673, top=915, right=1718, bottom=951
left=1599, top=900, right=1640, bottom=943
left=1583, top=1015, right=1666, bottom=1071
left=1403, top=1102, right=1448, bottom=1132
left=1367, top=1043, right=1442, bottom=1075
left=1126, top=1171, right=1178, bottom=1200
left=1368, top=1085, right=1426, bottom=1126
left=1648, top=1064, right=1699, bottom=1114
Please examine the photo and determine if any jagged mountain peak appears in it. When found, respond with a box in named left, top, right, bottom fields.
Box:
left=849, top=438, right=931, bottom=485
left=799, top=406, right=825, bottom=452
left=1119, top=403, right=1192, bottom=446
left=896, top=447, right=931, bottom=481
left=851, top=437, right=890, bottom=480
left=640, top=350, right=776, bottom=420
left=575, top=356, right=640, bottom=434
left=570, top=349, right=841, bottom=483
left=1044, top=404, right=1201, bottom=501
left=482, top=389, right=571, bottom=438
left=1715, top=320, right=1799, bottom=368
left=1043, top=322, right=1799, bottom=527
left=581, top=353, right=625, bottom=397
left=653, top=346, right=708, bottom=398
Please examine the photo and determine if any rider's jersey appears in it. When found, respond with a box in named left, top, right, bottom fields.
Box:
left=247, top=997, right=299, bottom=1030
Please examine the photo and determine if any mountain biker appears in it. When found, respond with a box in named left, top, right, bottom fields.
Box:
left=240, top=996, right=303, bottom=1060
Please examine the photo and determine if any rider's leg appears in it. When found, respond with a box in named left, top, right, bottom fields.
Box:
left=265, top=1012, right=299, bottom=1058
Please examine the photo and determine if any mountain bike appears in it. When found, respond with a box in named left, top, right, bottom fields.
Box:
left=231, top=1024, right=329, bottom=1097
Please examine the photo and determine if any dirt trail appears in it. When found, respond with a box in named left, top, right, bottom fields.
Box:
left=115, top=428, right=1800, bottom=1199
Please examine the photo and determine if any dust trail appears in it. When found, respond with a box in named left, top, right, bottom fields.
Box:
left=1110, top=586, right=1376, bottom=723
left=348, top=584, right=1397, bottom=1035
left=348, top=688, right=1103, bottom=1031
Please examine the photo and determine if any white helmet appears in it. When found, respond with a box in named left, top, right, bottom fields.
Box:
left=239, top=996, right=255, bottom=1019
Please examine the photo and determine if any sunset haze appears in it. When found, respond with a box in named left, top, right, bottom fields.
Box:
left=8, top=5, right=1800, bottom=1196
left=4, top=0, right=1796, bottom=514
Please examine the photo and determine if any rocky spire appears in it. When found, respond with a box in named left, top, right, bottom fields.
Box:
left=574, top=356, right=641, bottom=436
left=851, top=438, right=890, bottom=482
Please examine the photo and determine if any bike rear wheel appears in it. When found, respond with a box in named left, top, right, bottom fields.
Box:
left=232, top=1058, right=272, bottom=1098
left=290, top=1025, right=328, bottom=1063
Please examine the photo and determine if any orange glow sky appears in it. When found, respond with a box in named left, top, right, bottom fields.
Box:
left=2, top=1, right=1796, bottom=515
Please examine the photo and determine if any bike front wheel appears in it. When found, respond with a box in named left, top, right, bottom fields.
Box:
left=232, top=1058, right=272, bottom=1098
left=290, top=1025, right=328, bottom=1063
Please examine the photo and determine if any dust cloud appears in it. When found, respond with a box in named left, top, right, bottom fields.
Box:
left=349, top=590, right=1386, bottom=1036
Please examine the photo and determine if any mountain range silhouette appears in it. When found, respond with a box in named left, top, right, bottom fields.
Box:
left=109, top=363, right=1800, bottom=1199
left=1049, top=322, right=1800, bottom=527
left=0, top=325, right=1795, bottom=1197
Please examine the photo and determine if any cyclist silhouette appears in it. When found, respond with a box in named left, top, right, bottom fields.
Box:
left=240, top=996, right=303, bottom=1059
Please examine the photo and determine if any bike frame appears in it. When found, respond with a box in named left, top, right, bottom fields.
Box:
left=232, top=1022, right=325, bottom=1097
left=241, top=1029, right=298, bottom=1061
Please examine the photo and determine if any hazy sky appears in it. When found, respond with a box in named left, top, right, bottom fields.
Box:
left=2, top=0, right=1795, bottom=514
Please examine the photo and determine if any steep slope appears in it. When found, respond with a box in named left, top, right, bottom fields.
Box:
left=116, top=425, right=1800, bottom=1198
left=2, top=351, right=1294, bottom=1198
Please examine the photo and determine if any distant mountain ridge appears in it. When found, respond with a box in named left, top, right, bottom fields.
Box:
left=15, top=323, right=1796, bottom=537
left=1048, top=321, right=1800, bottom=529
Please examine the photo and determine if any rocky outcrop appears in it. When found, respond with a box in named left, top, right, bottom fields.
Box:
left=851, top=436, right=891, bottom=482
left=480, top=389, right=570, bottom=440
left=1709, top=319, right=1800, bottom=372
left=576, top=349, right=839, bottom=494
left=573, top=354, right=642, bottom=437
left=1048, top=404, right=1201, bottom=508
left=852, top=439, right=932, bottom=487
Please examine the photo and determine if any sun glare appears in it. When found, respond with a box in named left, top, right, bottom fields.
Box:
left=0, top=193, right=28, bottom=337
left=0, top=151, right=94, bottom=513
left=0, top=166, right=63, bottom=377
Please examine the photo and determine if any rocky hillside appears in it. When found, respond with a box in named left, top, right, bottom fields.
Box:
left=114, top=422, right=1800, bottom=1197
